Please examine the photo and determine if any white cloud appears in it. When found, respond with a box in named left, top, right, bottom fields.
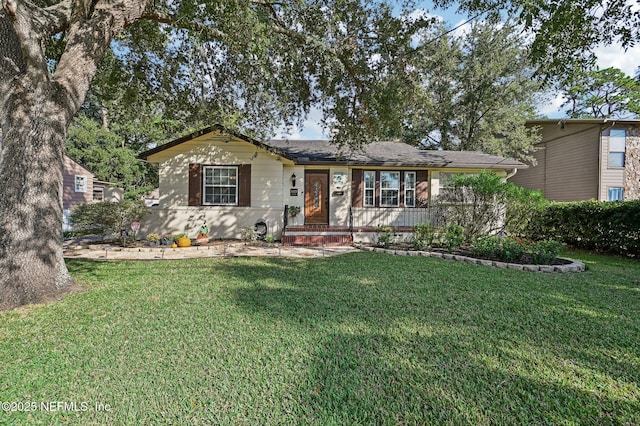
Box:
left=594, top=43, right=640, bottom=76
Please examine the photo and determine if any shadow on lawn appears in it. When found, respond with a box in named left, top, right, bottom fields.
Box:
left=223, top=253, right=640, bottom=424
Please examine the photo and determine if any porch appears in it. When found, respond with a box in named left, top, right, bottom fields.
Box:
left=281, top=206, right=443, bottom=246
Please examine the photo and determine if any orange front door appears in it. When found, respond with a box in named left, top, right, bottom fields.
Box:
left=304, top=170, right=329, bottom=224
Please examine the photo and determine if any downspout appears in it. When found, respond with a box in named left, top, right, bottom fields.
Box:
left=505, top=168, right=518, bottom=180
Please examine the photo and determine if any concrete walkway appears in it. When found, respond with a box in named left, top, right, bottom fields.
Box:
left=63, top=238, right=358, bottom=260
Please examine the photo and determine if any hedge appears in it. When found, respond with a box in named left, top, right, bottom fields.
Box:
left=527, top=200, right=640, bottom=256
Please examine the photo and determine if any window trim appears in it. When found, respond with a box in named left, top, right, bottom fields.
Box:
left=379, top=171, right=401, bottom=207
left=608, top=129, right=626, bottom=168
left=404, top=171, right=416, bottom=208
left=202, top=165, right=239, bottom=206
left=74, top=175, right=87, bottom=193
left=363, top=170, right=376, bottom=207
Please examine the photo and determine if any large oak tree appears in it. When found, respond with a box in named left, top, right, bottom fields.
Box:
left=0, top=0, right=429, bottom=310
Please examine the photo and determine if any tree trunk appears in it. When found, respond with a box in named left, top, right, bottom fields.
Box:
left=0, top=80, right=75, bottom=310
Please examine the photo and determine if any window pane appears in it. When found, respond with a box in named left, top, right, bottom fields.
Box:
left=405, top=189, right=415, bottom=207
left=381, top=172, right=399, bottom=189
left=381, top=189, right=399, bottom=206
left=610, top=138, right=625, bottom=152
left=364, top=171, right=375, bottom=189
left=203, top=166, right=238, bottom=205
left=365, top=190, right=374, bottom=206
left=609, top=152, right=625, bottom=167
left=608, top=187, right=623, bottom=201
left=405, top=172, right=416, bottom=187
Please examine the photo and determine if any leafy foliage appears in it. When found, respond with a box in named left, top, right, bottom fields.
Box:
left=472, top=236, right=561, bottom=264
left=443, top=224, right=465, bottom=252
left=375, top=225, right=395, bottom=249
left=560, top=66, right=640, bottom=118
left=410, top=224, right=437, bottom=250
left=526, top=200, right=640, bottom=256
left=528, top=240, right=562, bottom=265
left=437, top=171, right=548, bottom=240
left=403, top=22, right=541, bottom=162
left=70, top=200, right=148, bottom=236
left=66, top=116, right=158, bottom=199
left=434, top=0, right=640, bottom=78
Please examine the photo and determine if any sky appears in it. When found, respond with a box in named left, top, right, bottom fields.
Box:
left=280, top=2, right=640, bottom=140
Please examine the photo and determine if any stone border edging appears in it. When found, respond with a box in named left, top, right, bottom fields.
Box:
left=354, top=244, right=585, bottom=273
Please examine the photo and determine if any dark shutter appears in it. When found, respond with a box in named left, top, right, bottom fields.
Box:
left=351, top=169, right=363, bottom=207
left=400, top=171, right=405, bottom=207
left=375, top=171, right=381, bottom=207
left=416, top=170, right=429, bottom=205
left=188, top=164, right=202, bottom=206
left=238, top=164, right=251, bottom=207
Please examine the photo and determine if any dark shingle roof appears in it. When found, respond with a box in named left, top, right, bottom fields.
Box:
left=267, top=140, right=524, bottom=169
left=137, top=125, right=525, bottom=169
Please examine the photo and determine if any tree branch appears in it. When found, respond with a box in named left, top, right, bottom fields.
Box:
left=142, top=10, right=227, bottom=41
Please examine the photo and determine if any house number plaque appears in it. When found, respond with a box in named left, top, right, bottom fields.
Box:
left=290, top=188, right=298, bottom=196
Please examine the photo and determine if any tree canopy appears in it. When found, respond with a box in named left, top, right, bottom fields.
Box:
left=560, top=66, right=640, bottom=119
left=433, top=0, right=640, bottom=77
left=400, top=21, right=542, bottom=161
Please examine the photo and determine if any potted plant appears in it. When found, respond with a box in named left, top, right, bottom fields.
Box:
left=288, top=205, right=301, bottom=217
left=146, top=233, right=160, bottom=246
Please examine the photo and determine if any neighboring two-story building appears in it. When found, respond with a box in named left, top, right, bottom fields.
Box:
left=510, top=119, right=640, bottom=201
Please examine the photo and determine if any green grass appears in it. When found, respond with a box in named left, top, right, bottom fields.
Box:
left=0, top=251, right=639, bottom=425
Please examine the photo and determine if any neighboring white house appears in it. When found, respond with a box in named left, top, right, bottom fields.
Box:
left=138, top=125, right=526, bottom=245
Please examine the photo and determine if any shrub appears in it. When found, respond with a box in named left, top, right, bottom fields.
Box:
left=70, top=200, right=148, bottom=236
left=528, top=240, right=562, bottom=265
left=411, top=224, right=436, bottom=250
left=240, top=226, right=257, bottom=242
left=437, top=172, right=547, bottom=241
left=526, top=200, right=640, bottom=256
left=443, top=225, right=464, bottom=252
left=471, top=235, right=502, bottom=258
left=499, top=238, right=526, bottom=262
left=376, top=225, right=394, bottom=249
left=472, top=235, right=560, bottom=264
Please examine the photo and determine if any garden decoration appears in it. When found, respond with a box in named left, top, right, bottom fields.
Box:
left=197, top=223, right=209, bottom=245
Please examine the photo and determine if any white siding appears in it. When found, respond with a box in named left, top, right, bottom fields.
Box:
left=599, top=128, right=626, bottom=201
left=144, top=132, right=291, bottom=238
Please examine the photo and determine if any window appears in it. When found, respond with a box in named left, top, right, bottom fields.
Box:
left=93, top=187, right=104, bottom=202
left=203, top=166, right=238, bottom=205
left=608, top=187, right=624, bottom=201
left=75, top=175, right=87, bottom=193
left=364, top=171, right=375, bottom=207
left=405, top=172, right=416, bottom=207
left=380, top=171, right=400, bottom=207
left=609, top=129, right=626, bottom=168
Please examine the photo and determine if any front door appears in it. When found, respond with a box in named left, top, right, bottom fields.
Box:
left=304, top=170, right=329, bottom=224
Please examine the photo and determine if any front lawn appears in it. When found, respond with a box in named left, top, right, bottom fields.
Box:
left=0, top=251, right=639, bottom=424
